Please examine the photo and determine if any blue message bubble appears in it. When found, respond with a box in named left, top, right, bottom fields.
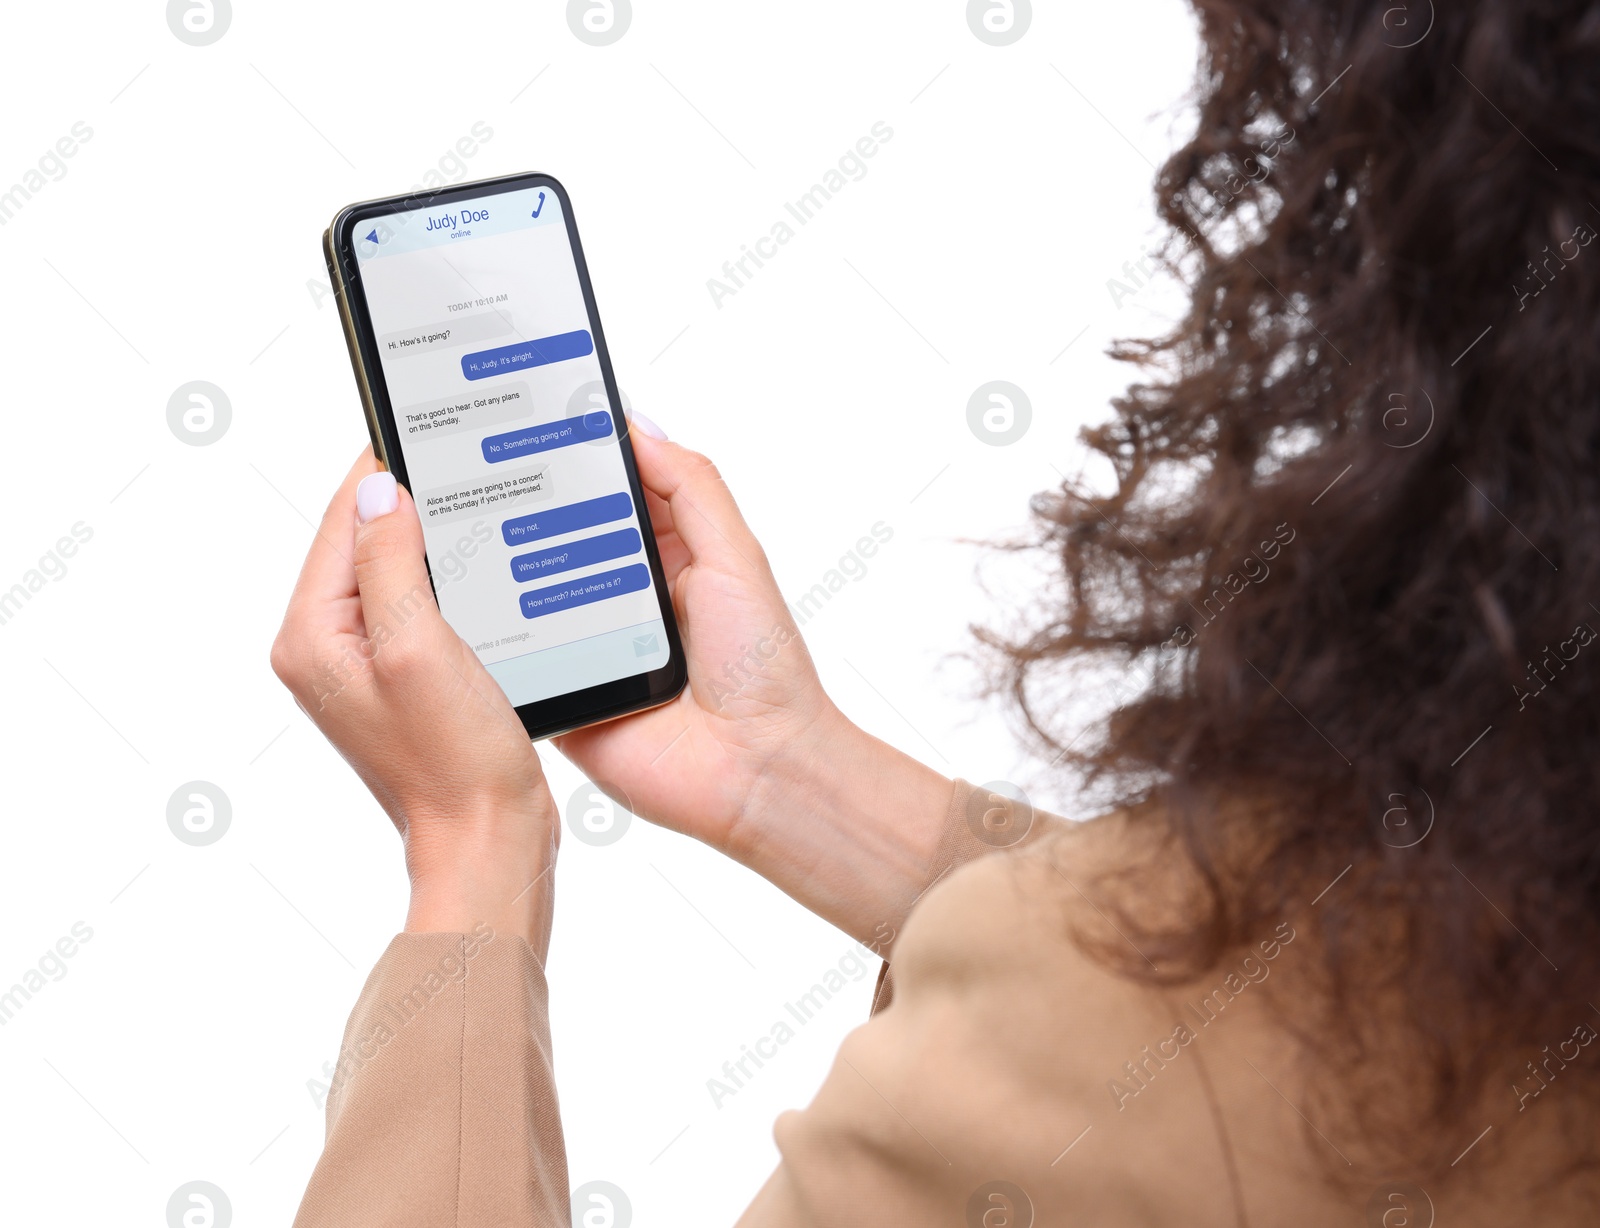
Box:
left=482, top=411, right=612, bottom=464
left=502, top=491, right=633, bottom=545
left=519, top=563, right=652, bottom=620
left=510, top=527, right=642, bottom=583
left=461, top=329, right=594, bottom=381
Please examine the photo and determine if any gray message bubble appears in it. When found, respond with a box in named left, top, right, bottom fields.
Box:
left=417, top=464, right=553, bottom=526
left=379, top=310, right=514, bottom=357
left=397, top=381, right=534, bottom=442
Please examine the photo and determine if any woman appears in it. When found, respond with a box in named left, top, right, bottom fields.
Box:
left=273, top=1, right=1600, bottom=1223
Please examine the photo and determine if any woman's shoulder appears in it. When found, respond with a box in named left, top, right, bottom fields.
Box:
left=876, top=805, right=1600, bottom=1227
left=884, top=808, right=1231, bottom=1115
left=890, top=807, right=1180, bottom=998
left=829, top=809, right=1286, bottom=1225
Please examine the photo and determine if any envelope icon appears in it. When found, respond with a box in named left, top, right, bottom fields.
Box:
left=632, top=633, right=659, bottom=656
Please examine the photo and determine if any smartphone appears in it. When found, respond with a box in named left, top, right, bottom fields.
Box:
left=323, top=172, right=686, bottom=740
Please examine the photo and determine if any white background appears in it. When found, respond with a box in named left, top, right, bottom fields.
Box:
left=0, top=2, right=1196, bottom=1223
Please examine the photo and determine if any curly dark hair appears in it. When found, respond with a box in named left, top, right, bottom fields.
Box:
left=992, top=0, right=1600, bottom=1178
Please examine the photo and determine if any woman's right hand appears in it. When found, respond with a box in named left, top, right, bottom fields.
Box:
left=555, top=419, right=954, bottom=952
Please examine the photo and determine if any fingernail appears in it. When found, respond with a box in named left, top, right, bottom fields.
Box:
left=356, top=471, right=398, bottom=523
left=628, top=410, right=667, bottom=441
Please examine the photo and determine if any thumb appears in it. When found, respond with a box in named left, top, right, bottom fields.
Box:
left=630, top=431, right=766, bottom=576
left=352, top=472, right=438, bottom=641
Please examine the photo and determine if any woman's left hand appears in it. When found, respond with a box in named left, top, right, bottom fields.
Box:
left=270, top=448, right=559, bottom=953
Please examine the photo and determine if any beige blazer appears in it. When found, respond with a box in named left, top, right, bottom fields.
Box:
left=292, top=782, right=1588, bottom=1226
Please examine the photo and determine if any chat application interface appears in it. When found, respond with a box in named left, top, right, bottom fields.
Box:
left=355, top=185, right=668, bottom=708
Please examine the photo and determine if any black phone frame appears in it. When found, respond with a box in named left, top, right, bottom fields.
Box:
left=326, top=172, right=687, bottom=741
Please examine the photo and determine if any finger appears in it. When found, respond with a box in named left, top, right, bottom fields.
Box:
left=639, top=469, right=677, bottom=540
left=626, top=416, right=681, bottom=544
left=351, top=473, right=440, bottom=644
left=283, top=447, right=378, bottom=631
left=630, top=431, right=766, bottom=576
left=553, top=696, right=687, bottom=787
left=642, top=487, right=691, bottom=581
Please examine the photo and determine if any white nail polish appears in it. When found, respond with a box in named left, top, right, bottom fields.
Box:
left=356, top=472, right=398, bottom=523
left=628, top=410, right=667, bottom=441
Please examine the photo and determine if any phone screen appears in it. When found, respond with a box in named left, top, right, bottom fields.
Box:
left=342, top=182, right=673, bottom=712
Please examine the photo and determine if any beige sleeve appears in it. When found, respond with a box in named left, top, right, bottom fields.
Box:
left=292, top=930, right=568, bottom=1228
left=735, top=809, right=1098, bottom=1228
left=871, top=777, right=1049, bottom=1014
left=292, top=782, right=1056, bottom=1228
